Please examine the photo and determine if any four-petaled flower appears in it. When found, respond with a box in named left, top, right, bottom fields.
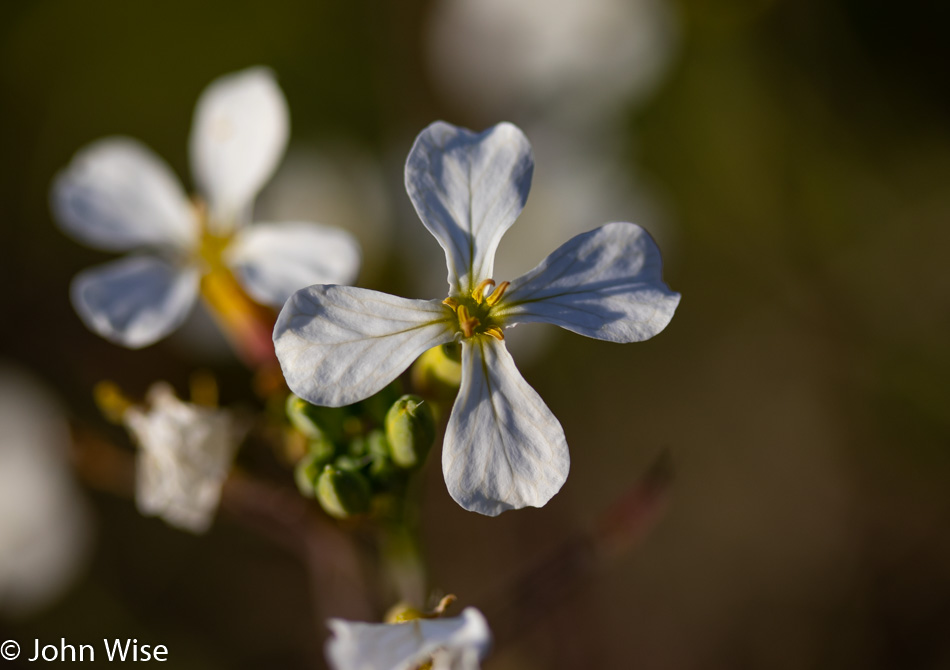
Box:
left=52, top=67, right=361, bottom=349
left=326, top=608, right=491, bottom=670
left=274, top=122, right=680, bottom=516
left=123, top=382, right=243, bottom=534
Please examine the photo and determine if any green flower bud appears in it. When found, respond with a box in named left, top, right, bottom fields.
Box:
left=440, top=341, right=462, bottom=363
left=293, top=432, right=339, bottom=498
left=334, top=454, right=367, bottom=472
left=411, top=343, right=462, bottom=397
left=294, top=451, right=322, bottom=498
left=360, top=430, right=398, bottom=486
left=347, top=434, right=368, bottom=457
left=316, top=465, right=371, bottom=519
left=308, top=435, right=337, bottom=465
left=385, top=395, right=436, bottom=469
left=285, top=394, right=344, bottom=443
left=366, top=430, right=390, bottom=459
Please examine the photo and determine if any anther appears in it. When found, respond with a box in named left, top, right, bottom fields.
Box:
left=484, top=281, right=510, bottom=307
left=431, top=594, right=457, bottom=617
left=484, top=326, right=505, bottom=341
left=472, top=279, right=496, bottom=303
left=442, top=296, right=459, bottom=311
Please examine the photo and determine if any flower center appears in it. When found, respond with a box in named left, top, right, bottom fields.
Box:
left=442, top=278, right=510, bottom=341
left=188, top=199, right=276, bottom=367
left=192, top=200, right=233, bottom=274
left=198, top=231, right=231, bottom=272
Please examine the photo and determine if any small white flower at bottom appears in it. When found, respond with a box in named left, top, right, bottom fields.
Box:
left=124, top=383, right=242, bottom=533
left=326, top=607, right=491, bottom=670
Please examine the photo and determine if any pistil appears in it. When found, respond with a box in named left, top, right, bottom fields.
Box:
left=456, top=305, right=480, bottom=338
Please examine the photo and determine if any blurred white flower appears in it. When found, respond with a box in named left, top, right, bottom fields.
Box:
left=326, top=607, right=491, bottom=670
left=51, top=67, right=361, bottom=349
left=427, top=0, right=678, bottom=122
left=123, top=383, right=242, bottom=533
left=274, top=122, right=680, bottom=515
left=0, top=366, right=91, bottom=618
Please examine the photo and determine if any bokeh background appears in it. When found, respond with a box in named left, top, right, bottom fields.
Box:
left=2, top=0, right=950, bottom=667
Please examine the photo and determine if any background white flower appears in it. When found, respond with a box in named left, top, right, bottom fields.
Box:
left=326, top=607, right=491, bottom=670
left=124, top=382, right=242, bottom=534
left=0, top=365, right=91, bottom=618
left=274, top=122, right=680, bottom=516
left=51, top=67, right=361, bottom=349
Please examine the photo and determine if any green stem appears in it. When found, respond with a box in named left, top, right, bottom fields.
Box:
left=378, top=499, right=427, bottom=608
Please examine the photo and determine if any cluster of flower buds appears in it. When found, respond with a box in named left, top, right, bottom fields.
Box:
left=287, top=387, right=436, bottom=519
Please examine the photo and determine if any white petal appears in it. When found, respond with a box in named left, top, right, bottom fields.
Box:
left=432, top=647, right=482, bottom=670
left=51, top=137, right=197, bottom=252
left=443, top=338, right=569, bottom=516
left=500, top=222, right=680, bottom=342
left=227, top=221, right=361, bottom=308
left=71, top=255, right=199, bottom=348
left=125, top=383, right=241, bottom=534
left=405, top=121, right=533, bottom=294
left=274, top=286, right=454, bottom=407
left=189, top=67, right=289, bottom=228
left=326, top=608, right=491, bottom=670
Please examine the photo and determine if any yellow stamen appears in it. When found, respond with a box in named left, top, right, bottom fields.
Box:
left=456, top=305, right=479, bottom=338
left=442, top=296, right=459, bottom=310
left=483, top=326, right=505, bottom=341
left=484, top=280, right=510, bottom=306
left=472, top=278, right=495, bottom=303
left=432, top=594, right=456, bottom=616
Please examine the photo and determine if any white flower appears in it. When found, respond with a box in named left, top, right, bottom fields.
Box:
left=0, top=365, right=91, bottom=618
left=326, top=608, right=491, bottom=670
left=123, top=383, right=241, bottom=533
left=274, top=122, right=680, bottom=516
left=51, top=67, right=361, bottom=349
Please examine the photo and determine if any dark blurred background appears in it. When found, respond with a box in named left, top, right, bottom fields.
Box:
left=2, top=0, right=950, bottom=668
